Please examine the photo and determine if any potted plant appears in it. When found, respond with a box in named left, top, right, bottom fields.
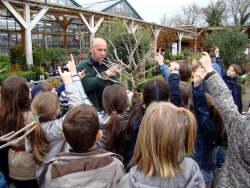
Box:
left=33, top=44, right=46, bottom=71
left=9, top=45, right=26, bottom=71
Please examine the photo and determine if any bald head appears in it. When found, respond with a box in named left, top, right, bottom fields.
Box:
left=90, top=38, right=107, bottom=63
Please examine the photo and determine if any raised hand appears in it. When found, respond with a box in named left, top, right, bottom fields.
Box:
left=199, top=52, right=214, bottom=73
left=66, top=54, right=77, bottom=75
left=193, top=66, right=206, bottom=87
left=78, top=70, right=85, bottom=79
left=155, top=48, right=164, bottom=66
left=58, top=66, right=72, bottom=84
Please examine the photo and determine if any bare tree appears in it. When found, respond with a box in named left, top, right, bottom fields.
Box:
left=228, top=0, right=250, bottom=25
left=107, top=33, right=158, bottom=104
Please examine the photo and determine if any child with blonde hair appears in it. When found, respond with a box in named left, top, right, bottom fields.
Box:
left=118, top=102, right=205, bottom=188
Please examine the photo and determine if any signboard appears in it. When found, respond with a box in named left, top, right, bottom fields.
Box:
left=172, top=43, right=177, bottom=55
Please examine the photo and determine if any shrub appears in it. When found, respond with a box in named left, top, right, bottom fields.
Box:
left=0, top=54, right=10, bottom=72
left=0, top=71, right=36, bottom=85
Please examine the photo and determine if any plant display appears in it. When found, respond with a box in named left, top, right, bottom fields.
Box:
left=8, top=45, right=26, bottom=67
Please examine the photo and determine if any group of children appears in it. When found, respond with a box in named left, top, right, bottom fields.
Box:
left=0, top=49, right=249, bottom=188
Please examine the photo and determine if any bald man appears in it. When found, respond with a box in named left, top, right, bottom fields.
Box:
left=76, top=38, right=118, bottom=111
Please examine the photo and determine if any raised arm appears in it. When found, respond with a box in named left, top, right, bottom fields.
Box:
left=199, top=52, right=241, bottom=134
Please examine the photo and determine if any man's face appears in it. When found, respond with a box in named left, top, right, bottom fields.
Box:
left=227, top=66, right=238, bottom=78
left=90, top=41, right=107, bottom=63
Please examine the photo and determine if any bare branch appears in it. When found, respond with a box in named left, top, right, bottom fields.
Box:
left=140, top=64, right=159, bottom=75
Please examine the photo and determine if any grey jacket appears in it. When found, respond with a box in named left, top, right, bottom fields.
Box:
left=97, top=112, right=130, bottom=149
left=205, top=71, right=250, bottom=187
left=36, top=80, right=83, bottom=188
left=46, top=148, right=125, bottom=188
left=118, top=157, right=205, bottom=188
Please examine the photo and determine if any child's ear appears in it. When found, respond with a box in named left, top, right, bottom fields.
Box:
left=55, top=109, right=59, bottom=116
left=96, top=130, right=102, bottom=141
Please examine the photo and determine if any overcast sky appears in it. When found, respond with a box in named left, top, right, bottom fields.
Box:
left=76, top=0, right=211, bottom=24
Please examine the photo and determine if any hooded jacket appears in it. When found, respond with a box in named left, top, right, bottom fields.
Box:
left=205, top=71, right=250, bottom=187
left=118, top=157, right=205, bottom=188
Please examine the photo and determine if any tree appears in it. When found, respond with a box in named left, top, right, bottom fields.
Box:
left=201, top=0, right=228, bottom=26
left=228, top=0, right=250, bottom=25
left=160, top=2, right=203, bottom=27
left=203, top=26, right=249, bottom=69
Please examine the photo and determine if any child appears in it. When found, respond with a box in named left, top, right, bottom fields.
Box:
left=224, top=64, right=242, bottom=113
left=118, top=102, right=205, bottom=188
left=192, top=67, right=224, bottom=188
left=199, top=52, right=250, bottom=187
left=46, top=104, right=125, bottom=188
left=27, top=54, right=84, bottom=188
left=0, top=76, right=39, bottom=188
left=31, top=81, right=54, bottom=101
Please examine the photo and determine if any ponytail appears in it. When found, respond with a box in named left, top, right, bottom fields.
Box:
left=29, top=119, right=50, bottom=165
left=106, top=114, right=124, bottom=154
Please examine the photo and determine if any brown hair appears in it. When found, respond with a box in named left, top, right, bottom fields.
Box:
left=29, top=91, right=61, bottom=165
left=63, top=104, right=99, bottom=150
left=40, top=82, right=54, bottom=91
left=0, top=76, right=30, bottom=137
left=126, top=79, right=170, bottom=140
left=102, top=84, right=129, bottom=154
left=229, top=64, right=241, bottom=75
left=205, top=93, right=224, bottom=146
left=179, top=81, right=196, bottom=117
left=131, top=102, right=197, bottom=178
left=176, top=60, right=192, bottom=82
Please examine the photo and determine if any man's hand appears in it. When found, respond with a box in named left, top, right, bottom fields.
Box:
left=215, top=47, right=219, bottom=57
left=169, top=62, right=179, bottom=74
left=58, top=66, right=72, bottom=84
left=155, top=48, right=164, bottom=66
left=193, top=66, right=206, bottom=87
left=199, top=52, right=214, bottom=73
left=66, top=54, right=77, bottom=75
left=78, top=70, right=85, bottom=79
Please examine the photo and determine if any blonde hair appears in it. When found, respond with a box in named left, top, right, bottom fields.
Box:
left=29, top=91, right=61, bottom=165
left=131, top=102, right=197, bottom=178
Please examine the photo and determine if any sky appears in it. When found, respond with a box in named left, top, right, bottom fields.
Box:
left=76, top=0, right=211, bottom=24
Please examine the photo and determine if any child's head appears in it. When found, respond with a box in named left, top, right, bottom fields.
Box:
left=205, top=93, right=224, bottom=146
left=131, top=102, right=197, bottom=178
left=0, top=76, right=31, bottom=135
left=102, top=84, right=129, bottom=114
left=63, top=104, right=101, bottom=151
left=227, top=64, right=241, bottom=78
left=31, top=91, right=60, bottom=122
left=142, top=79, right=170, bottom=106
left=102, top=84, right=129, bottom=154
left=31, top=82, right=54, bottom=101
left=176, top=60, right=192, bottom=82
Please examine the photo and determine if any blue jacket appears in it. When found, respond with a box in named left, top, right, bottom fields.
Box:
left=0, top=172, right=8, bottom=188
left=192, top=82, right=217, bottom=170
left=224, top=76, right=242, bottom=113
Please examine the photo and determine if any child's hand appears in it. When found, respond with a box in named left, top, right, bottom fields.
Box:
left=67, top=54, right=77, bottom=75
left=78, top=70, right=85, bottom=79
left=155, top=48, right=164, bottom=66
left=192, top=58, right=197, bottom=65
left=58, top=66, right=72, bottom=84
left=193, top=66, right=206, bottom=86
left=199, top=52, right=214, bottom=73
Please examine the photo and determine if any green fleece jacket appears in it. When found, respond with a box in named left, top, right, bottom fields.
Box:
left=76, top=53, right=115, bottom=111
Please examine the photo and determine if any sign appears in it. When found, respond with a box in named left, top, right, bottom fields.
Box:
left=172, top=43, right=177, bottom=55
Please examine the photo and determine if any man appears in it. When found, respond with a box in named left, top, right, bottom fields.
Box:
left=77, top=38, right=118, bottom=111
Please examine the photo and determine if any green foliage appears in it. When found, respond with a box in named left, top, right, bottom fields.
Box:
left=8, top=45, right=26, bottom=66
left=0, top=54, right=10, bottom=72
left=206, top=7, right=223, bottom=26
left=29, top=65, right=49, bottom=80
left=182, top=48, right=191, bottom=57
left=170, top=55, right=183, bottom=60
left=50, top=78, right=61, bottom=88
left=203, top=26, right=249, bottom=69
left=0, top=71, right=36, bottom=85
left=96, top=17, right=127, bottom=45
left=187, top=52, right=203, bottom=64
left=33, top=44, right=46, bottom=67
left=44, top=47, right=67, bottom=71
